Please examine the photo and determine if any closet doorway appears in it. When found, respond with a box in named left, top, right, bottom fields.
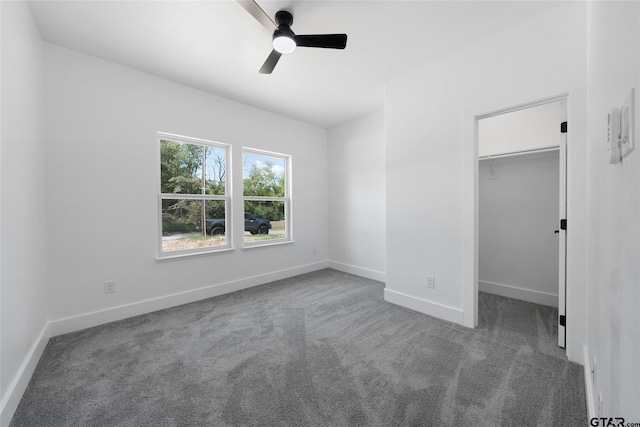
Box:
left=477, top=99, right=567, bottom=348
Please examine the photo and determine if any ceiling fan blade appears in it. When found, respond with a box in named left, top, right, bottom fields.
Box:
left=259, top=50, right=282, bottom=74
left=236, top=0, right=277, bottom=32
left=294, top=34, right=347, bottom=49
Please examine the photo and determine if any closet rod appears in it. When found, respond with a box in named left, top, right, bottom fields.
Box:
left=478, top=146, right=559, bottom=161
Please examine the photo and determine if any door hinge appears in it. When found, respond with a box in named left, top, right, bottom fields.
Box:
left=560, top=219, right=567, bottom=230
left=559, top=315, right=566, bottom=327
left=561, top=121, right=568, bottom=133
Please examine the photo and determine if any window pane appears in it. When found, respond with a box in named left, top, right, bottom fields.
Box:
left=204, top=146, right=226, bottom=195
left=244, top=200, right=285, bottom=244
left=243, top=152, right=286, bottom=197
left=160, top=140, right=203, bottom=194
left=162, top=199, right=226, bottom=252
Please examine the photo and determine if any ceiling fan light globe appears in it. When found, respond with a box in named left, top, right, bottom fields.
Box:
left=273, top=35, right=296, bottom=54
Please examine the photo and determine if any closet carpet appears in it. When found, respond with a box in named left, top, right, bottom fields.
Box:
left=10, top=269, right=586, bottom=426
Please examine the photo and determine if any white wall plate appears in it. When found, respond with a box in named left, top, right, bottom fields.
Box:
left=620, top=87, right=635, bottom=159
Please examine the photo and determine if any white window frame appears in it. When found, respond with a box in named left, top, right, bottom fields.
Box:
left=157, top=132, right=232, bottom=259
left=242, top=147, right=292, bottom=248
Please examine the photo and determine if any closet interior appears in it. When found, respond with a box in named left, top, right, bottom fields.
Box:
left=478, top=100, right=566, bottom=310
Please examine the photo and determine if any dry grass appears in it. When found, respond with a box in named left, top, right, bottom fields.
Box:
left=162, top=230, right=285, bottom=252
left=162, top=234, right=226, bottom=252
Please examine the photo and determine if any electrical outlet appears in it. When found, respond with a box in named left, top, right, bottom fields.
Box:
left=426, top=276, right=436, bottom=289
left=312, top=248, right=317, bottom=255
left=104, top=280, right=115, bottom=294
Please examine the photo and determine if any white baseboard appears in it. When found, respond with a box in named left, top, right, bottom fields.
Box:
left=49, top=261, right=330, bottom=337
left=1, top=323, right=50, bottom=427
left=478, top=280, right=558, bottom=307
left=583, top=345, right=596, bottom=420
left=327, top=261, right=386, bottom=283
left=384, top=288, right=464, bottom=325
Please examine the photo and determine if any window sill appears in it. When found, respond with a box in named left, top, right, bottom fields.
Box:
left=156, top=247, right=234, bottom=261
left=242, top=239, right=294, bottom=250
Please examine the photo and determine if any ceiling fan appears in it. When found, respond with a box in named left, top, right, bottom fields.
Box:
left=237, top=0, right=348, bottom=74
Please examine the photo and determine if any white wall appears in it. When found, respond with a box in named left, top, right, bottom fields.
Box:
left=43, top=44, right=329, bottom=332
left=586, top=2, right=640, bottom=420
left=479, top=152, right=559, bottom=306
left=327, top=109, right=386, bottom=281
left=0, top=1, right=50, bottom=425
left=384, top=2, right=588, bottom=362
left=478, top=100, right=566, bottom=156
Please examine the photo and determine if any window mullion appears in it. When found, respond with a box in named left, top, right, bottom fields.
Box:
left=201, top=145, right=206, bottom=195
left=160, top=194, right=226, bottom=201
left=243, top=196, right=287, bottom=202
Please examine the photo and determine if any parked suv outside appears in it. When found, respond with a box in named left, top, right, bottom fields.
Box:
left=196, top=213, right=271, bottom=235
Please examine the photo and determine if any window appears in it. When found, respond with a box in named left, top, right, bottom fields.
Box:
left=242, top=148, right=290, bottom=246
left=158, top=133, right=230, bottom=257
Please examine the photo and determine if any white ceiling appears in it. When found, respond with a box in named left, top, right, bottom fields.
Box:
left=28, top=0, right=561, bottom=129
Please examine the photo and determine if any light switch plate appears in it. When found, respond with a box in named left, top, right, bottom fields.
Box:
left=608, top=107, right=621, bottom=164
left=620, top=88, right=635, bottom=159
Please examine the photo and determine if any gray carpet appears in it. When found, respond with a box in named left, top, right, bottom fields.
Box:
left=10, top=269, right=586, bottom=426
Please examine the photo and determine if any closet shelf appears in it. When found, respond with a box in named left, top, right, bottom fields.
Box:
left=479, top=146, right=559, bottom=161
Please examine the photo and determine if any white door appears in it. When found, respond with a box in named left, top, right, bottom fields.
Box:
left=557, top=123, right=567, bottom=348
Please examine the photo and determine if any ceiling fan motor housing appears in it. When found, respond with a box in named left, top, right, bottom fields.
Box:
left=273, top=28, right=295, bottom=41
